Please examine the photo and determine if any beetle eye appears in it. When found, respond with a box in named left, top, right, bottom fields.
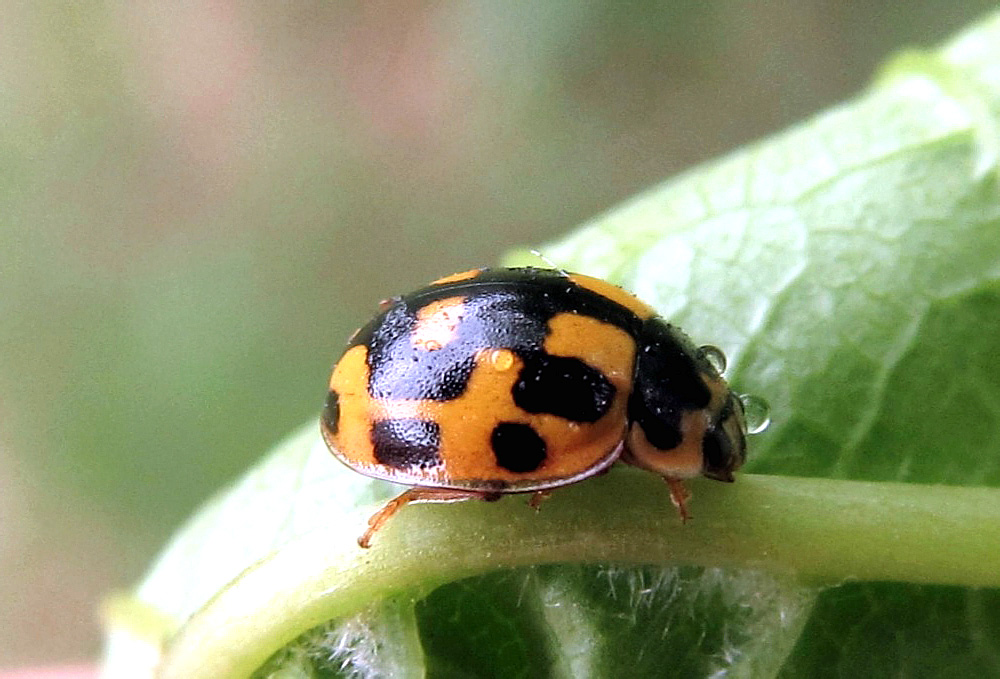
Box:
left=701, top=427, right=735, bottom=482
left=701, top=395, right=747, bottom=481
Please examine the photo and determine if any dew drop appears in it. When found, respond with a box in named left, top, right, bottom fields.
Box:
left=698, top=345, right=727, bottom=374
left=487, top=348, right=515, bottom=371
left=739, top=393, right=771, bottom=434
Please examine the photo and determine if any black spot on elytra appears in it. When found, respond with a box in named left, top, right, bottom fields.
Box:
left=513, top=353, right=615, bottom=422
left=628, top=317, right=712, bottom=451
left=406, top=268, right=644, bottom=337
left=365, top=303, right=478, bottom=401
left=357, top=268, right=647, bottom=404
left=371, top=419, right=442, bottom=470
left=491, top=422, right=547, bottom=473
left=322, top=390, right=340, bottom=434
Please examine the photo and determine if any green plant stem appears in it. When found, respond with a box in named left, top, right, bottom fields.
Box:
left=155, top=472, right=1000, bottom=679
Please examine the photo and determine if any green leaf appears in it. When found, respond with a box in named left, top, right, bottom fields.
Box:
left=101, top=11, right=1000, bottom=679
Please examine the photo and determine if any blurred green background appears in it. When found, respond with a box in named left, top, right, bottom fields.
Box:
left=2, top=1, right=996, bottom=668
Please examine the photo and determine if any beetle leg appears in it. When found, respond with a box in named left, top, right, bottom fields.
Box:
left=664, top=477, right=692, bottom=522
left=359, top=487, right=486, bottom=548
left=527, top=489, right=552, bottom=511
left=377, top=295, right=402, bottom=311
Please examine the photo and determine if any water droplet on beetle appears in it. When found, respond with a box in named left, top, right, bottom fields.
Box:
left=698, top=345, right=727, bottom=373
left=486, top=348, right=515, bottom=371
left=739, top=393, right=771, bottom=434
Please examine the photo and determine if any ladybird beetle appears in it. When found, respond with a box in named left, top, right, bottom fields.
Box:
left=321, top=267, right=749, bottom=547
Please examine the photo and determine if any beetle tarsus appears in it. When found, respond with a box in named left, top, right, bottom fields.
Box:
left=665, top=477, right=692, bottom=522
left=528, top=490, right=551, bottom=511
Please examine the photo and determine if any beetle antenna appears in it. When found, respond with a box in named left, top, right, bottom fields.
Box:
left=529, top=249, right=567, bottom=276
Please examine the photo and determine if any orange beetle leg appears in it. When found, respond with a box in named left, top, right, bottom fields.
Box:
left=359, top=486, right=486, bottom=548
left=664, top=477, right=692, bottom=523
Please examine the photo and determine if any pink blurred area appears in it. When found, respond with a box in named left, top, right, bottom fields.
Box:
left=1, top=0, right=995, bottom=670
left=0, top=666, right=96, bottom=679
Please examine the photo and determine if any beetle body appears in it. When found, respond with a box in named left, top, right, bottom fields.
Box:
left=321, top=267, right=747, bottom=546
